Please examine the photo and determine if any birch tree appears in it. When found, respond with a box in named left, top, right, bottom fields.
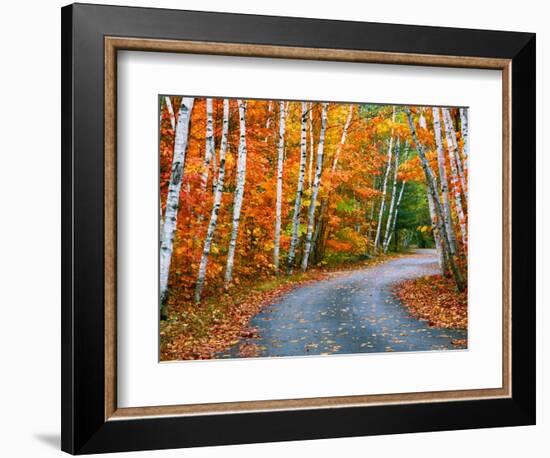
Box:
left=159, top=97, right=195, bottom=305
left=301, top=102, right=328, bottom=271
left=443, top=107, right=467, bottom=198
left=384, top=181, right=406, bottom=252
left=195, top=99, right=230, bottom=302
left=383, top=141, right=411, bottom=253
left=426, top=189, right=446, bottom=272
left=382, top=138, right=400, bottom=253
left=373, top=106, right=396, bottom=254
left=201, top=98, right=215, bottom=191
left=367, top=176, right=378, bottom=253
left=159, top=97, right=175, bottom=230
left=164, top=96, right=176, bottom=131
left=419, top=110, right=427, bottom=129
left=442, top=109, right=468, bottom=247
left=273, top=100, right=286, bottom=273
left=406, top=109, right=465, bottom=291
left=264, top=101, right=273, bottom=142
left=224, top=100, right=248, bottom=287
left=460, top=107, right=469, bottom=159
left=310, top=104, right=353, bottom=261
left=331, top=104, right=353, bottom=172
left=308, top=103, right=314, bottom=189
left=287, top=102, right=308, bottom=273
left=159, top=97, right=176, bottom=228
left=432, top=107, right=456, bottom=254
left=265, top=101, right=273, bottom=128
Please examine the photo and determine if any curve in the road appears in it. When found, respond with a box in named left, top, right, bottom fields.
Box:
left=218, top=249, right=467, bottom=359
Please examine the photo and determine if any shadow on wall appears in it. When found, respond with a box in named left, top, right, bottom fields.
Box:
left=33, top=433, right=60, bottom=450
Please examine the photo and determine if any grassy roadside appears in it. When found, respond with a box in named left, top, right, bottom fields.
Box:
left=160, top=252, right=404, bottom=361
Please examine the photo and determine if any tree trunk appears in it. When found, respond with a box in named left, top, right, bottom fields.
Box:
left=443, top=108, right=467, bottom=198
left=426, top=188, right=446, bottom=272
left=287, top=102, right=308, bottom=273
left=211, top=103, right=218, bottom=193
left=308, top=102, right=314, bottom=190
left=159, top=97, right=195, bottom=305
left=373, top=106, right=396, bottom=254
left=460, top=107, right=469, bottom=159
left=164, top=96, right=175, bottom=131
left=195, top=99, right=230, bottom=302
left=442, top=110, right=468, bottom=248
left=385, top=180, right=406, bottom=252
left=311, top=199, right=327, bottom=261
left=224, top=100, right=248, bottom=287
left=365, top=175, right=378, bottom=255
left=382, top=138, right=400, bottom=253
left=419, top=110, right=427, bottom=129
left=406, top=109, right=465, bottom=292
left=310, top=104, right=353, bottom=262
left=201, top=97, right=215, bottom=191
left=273, top=100, right=286, bottom=273
left=432, top=107, right=456, bottom=254
left=301, top=103, right=328, bottom=271
left=159, top=97, right=176, bottom=231
left=330, top=104, right=353, bottom=172
left=264, top=101, right=273, bottom=142
left=159, top=97, right=176, bottom=230
left=384, top=141, right=412, bottom=253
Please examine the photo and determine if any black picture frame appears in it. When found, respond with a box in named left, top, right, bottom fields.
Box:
left=61, top=3, right=536, bottom=454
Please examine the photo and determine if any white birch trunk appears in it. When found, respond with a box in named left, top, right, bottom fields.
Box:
left=308, top=103, right=314, bottom=189
left=384, top=142, right=411, bottom=252
left=331, top=104, right=353, bottom=172
left=309, top=104, right=353, bottom=261
left=286, top=102, right=308, bottom=273
left=442, top=110, right=468, bottom=247
left=406, top=109, right=465, bottom=291
left=426, top=188, right=446, bottom=272
left=194, top=99, right=230, bottom=302
left=159, top=96, right=176, bottom=232
left=384, top=180, right=406, bottom=251
left=159, top=97, right=195, bottom=304
left=264, top=101, right=273, bottom=142
left=367, top=177, right=378, bottom=253
left=460, top=107, right=469, bottom=159
left=442, top=107, right=467, bottom=199
left=432, top=107, right=456, bottom=254
left=159, top=97, right=173, bottom=230
left=373, top=106, right=396, bottom=254
left=211, top=102, right=218, bottom=192
left=382, top=138, right=400, bottom=253
left=265, top=101, right=273, bottom=129
left=201, top=98, right=215, bottom=191
left=164, top=96, right=175, bottom=131
left=159, top=96, right=176, bottom=230
left=301, top=103, right=328, bottom=271
left=273, top=101, right=286, bottom=272
left=224, top=100, right=248, bottom=287
left=419, top=110, right=427, bottom=129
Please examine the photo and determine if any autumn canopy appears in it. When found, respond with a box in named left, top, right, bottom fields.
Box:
left=159, top=96, right=468, bottom=359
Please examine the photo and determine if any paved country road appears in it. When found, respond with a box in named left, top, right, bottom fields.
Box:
left=218, top=249, right=467, bottom=359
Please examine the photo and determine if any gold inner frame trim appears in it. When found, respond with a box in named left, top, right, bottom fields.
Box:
left=104, top=36, right=512, bottom=421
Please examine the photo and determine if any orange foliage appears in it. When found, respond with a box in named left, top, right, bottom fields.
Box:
left=160, top=98, right=467, bottom=305
left=394, top=274, right=468, bottom=329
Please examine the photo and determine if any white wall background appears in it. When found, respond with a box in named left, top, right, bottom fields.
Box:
left=0, top=0, right=544, bottom=456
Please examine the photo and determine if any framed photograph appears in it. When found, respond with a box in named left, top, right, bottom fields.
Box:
left=61, top=3, right=536, bottom=454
